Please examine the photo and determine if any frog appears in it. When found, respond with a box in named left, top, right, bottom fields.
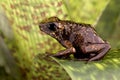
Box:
left=39, top=17, right=111, bottom=62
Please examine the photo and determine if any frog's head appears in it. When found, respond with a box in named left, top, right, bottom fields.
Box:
left=39, top=17, right=66, bottom=40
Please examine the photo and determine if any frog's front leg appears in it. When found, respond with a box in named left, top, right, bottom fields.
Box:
left=52, top=40, right=76, bottom=58
left=81, top=42, right=111, bottom=62
left=52, top=47, right=76, bottom=58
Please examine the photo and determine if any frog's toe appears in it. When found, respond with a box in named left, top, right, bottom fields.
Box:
left=52, top=54, right=63, bottom=58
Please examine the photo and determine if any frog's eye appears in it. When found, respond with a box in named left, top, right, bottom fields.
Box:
left=48, top=23, right=56, bottom=31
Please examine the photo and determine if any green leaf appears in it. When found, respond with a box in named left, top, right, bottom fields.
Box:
left=63, top=0, right=109, bottom=24
left=0, top=6, right=14, bottom=40
left=53, top=49, right=120, bottom=80
left=95, top=0, right=120, bottom=48
left=0, top=7, right=22, bottom=80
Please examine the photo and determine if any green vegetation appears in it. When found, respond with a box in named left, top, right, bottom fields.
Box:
left=0, top=0, right=120, bottom=80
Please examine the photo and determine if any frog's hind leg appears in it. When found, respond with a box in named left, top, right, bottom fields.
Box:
left=81, top=43, right=111, bottom=62
left=88, top=43, right=111, bottom=61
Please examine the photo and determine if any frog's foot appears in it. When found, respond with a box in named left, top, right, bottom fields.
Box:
left=42, top=52, right=54, bottom=58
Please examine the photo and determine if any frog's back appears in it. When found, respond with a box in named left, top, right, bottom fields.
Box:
left=77, top=24, right=105, bottom=44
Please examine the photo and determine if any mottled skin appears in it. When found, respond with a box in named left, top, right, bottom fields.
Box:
left=39, top=17, right=111, bottom=62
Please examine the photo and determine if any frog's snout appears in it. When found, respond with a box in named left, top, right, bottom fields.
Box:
left=39, top=23, right=43, bottom=28
left=39, top=23, right=49, bottom=33
left=39, top=23, right=45, bottom=31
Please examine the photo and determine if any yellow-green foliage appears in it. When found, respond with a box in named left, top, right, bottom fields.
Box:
left=1, top=0, right=69, bottom=79
left=0, top=0, right=110, bottom=80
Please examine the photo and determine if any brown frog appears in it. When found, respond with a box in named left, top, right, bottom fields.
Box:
left=39, top=17, right=111, bottom=62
